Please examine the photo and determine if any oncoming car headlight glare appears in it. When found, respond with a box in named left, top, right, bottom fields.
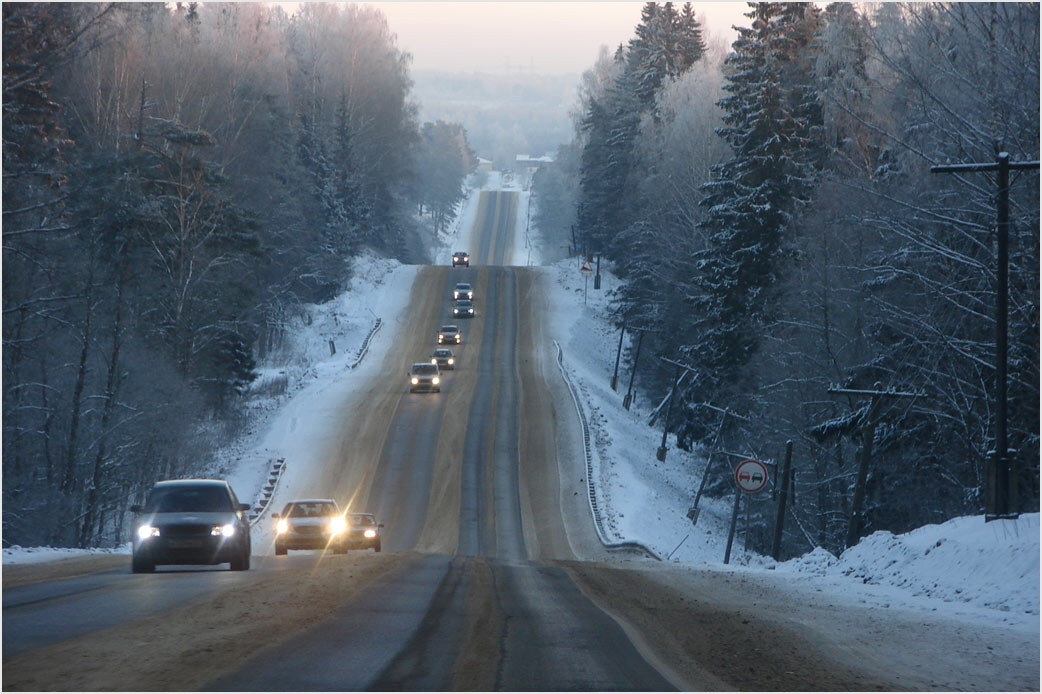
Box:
left=411, top=377, right=419, bottom=385
left=447, top=358, right=454, bottom=365
left=276, top=518, right=289, bottom=534
left=363, top=528, right=377, bottom=539
left=212, top=524, right=236, bottom=537
left=329, top=516, right=347, bottom=534
left=137, top=525, right=159, bottom=540
left=432, top=376, right=440, bottom=385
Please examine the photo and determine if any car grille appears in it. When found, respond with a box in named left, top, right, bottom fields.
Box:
left=162, top=523, right=213, bottom=537
left=293, top=525, right=323, bottom=535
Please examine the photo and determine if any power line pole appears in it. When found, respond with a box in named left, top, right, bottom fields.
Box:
left=827, top=383, right=919, bottom=548
left=930, top=152, right=1038, bottom=520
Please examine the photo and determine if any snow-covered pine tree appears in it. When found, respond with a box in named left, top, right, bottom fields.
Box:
left=681, top=2, right=824, bottom=427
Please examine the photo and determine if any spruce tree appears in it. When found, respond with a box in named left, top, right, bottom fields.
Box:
left=683, top=2, right=823, bottom=417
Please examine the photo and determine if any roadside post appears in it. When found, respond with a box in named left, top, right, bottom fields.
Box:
left=724, top=459, right=768, bottom=565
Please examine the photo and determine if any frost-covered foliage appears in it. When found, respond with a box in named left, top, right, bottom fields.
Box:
left=2, top=3, right=433, bottom=548
left=566, top=2, right=1040, bottom=556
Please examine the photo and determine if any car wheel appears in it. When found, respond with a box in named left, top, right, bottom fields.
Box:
left=275, top=543, right=287, bottom=556
left=374, top=541, right=382, bottom=553
left=132, top=554, right=154, bottom=574
left=230, top=546, right=250, bottom=571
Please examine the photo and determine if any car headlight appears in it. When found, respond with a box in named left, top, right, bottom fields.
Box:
left=329, top=516, right=347, bottom=534
left=276, top=519, right=289, bottom=534
left=468, top=309, right=474, bottom=314
left=432, top=376, right=440, bottom=385
left=455, top=335, right=461, bottom=343
left=411, top=377, right=419, bottom=384
left=447, top=358, right=454, bottom=365
left=431, top=358, right=437, bottom=364
left=212, top=524, right=236, bottom=537
left=137, top=525, right=160, bottom=540
left=453, top=292, right=459, bottom=299
left=364, top=528, right=377, bottom=539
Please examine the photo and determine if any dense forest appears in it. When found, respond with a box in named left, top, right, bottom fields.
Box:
left=3, top=3, right=475, bottom=547
left=535, top=1, right=1039, bottom=556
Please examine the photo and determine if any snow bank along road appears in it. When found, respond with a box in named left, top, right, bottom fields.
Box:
left=4, top=189, right=1037, bottom=691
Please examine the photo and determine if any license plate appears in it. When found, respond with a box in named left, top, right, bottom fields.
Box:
left=168, top=538, right=203, bottom=548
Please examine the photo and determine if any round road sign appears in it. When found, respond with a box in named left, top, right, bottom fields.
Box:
left=734, top=459, right=768, bottom=494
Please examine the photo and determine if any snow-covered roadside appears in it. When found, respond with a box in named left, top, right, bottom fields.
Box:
left=541, top=253, right=1039, bottom=621
left=4, top=253, right=418, bottom=566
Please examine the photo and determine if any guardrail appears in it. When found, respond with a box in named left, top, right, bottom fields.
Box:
left=248, top=457, right=285, bottom=527
left=553, top=340, right=661, bottom=561
left=249, top=317, right=382, bottom=528
left=350, top=317, right=382, bottom=369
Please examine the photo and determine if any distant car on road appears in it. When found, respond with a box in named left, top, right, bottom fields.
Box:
left=453, top=283, right=474, bottom=300
left=409, top=362, right=441, bottom=392
left=130, top=479, right=252, bottom=573
left=273, top=499, right=350, bottom=555
left=344, top=513, right=383, bottom=552
left=438, top=324, right=462, bottom=345
left=452, top=251, right=470, bottom=267
left=431, top=348, right=456, bottom=370
left=453, top=299, right=475, bottom=318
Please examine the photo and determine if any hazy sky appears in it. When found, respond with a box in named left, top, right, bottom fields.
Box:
left=362, top=2, right=749, bottom=75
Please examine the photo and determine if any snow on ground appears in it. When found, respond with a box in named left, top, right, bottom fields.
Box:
left=542, top=252, right=1038, bottom=620
left=7, top=174, right=1038, bottom=627
left=214, top=253, right=419, bottom=529
left=3, top=545, right=130, bottom=563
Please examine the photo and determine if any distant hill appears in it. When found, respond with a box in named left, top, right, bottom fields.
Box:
left=412, top=70, right=577, bottom=168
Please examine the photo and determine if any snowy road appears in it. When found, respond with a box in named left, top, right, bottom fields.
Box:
left=3, top=187, right=1037, bottom=691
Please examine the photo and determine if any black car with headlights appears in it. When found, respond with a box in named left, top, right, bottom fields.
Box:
left=130, top=479, right=251, bottom=573
left=452, top=299, right=475, bottom=318
left=437, top=324, right=462, bottom=345
left=452, top=251, right=470, bottom=267
left=273, top=499, right=347, bottom=555
left=431, top=348, right=456, bottom=370
left=453, top=283, right=474, bottom=301
left=344, top=513, right=383, bottom=552
left=409, top=362, right=441, bottom=392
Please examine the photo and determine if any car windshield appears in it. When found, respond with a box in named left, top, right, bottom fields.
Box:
left=455, top=284, right=471, bottom=291
left=440, top=326, right=457, bottom=333
left=350, top=514, right=376, bottom=526
left=412, top=364, right=438, bottom=375
left=284, top=502, right=336, bottom=518
left=435, top=350, right=451, bottom=357
left=456, top=301, right=472, bottom=307
left=146, top=486, right=233, bottom=513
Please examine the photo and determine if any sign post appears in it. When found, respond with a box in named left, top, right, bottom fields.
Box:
left=724, top=459, right=768, bottom=564
left=580, top=260, right=592, bottom=305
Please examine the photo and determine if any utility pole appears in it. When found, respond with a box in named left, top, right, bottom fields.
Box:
left=686, top=404, right=750, bottom=527
left=622, top=330, right=644, bottom=410
left=771, top=440, right=794, bottom=560
left=930, top=152, right=1038, bottom=520
left=655, top=357, right=699, bottom=461
left=610, top=320, right=626, bottom=391
left=828, top=383, right=919, bottom=548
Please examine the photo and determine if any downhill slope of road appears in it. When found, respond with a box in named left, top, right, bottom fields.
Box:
left=3, top=187, right=1037, bottom=691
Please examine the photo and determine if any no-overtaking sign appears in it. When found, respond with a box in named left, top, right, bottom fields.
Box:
left=734, top=459, right=768, bottom=494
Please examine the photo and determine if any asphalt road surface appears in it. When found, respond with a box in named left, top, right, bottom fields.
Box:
left=4, top=190, right=1037, bottom=691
